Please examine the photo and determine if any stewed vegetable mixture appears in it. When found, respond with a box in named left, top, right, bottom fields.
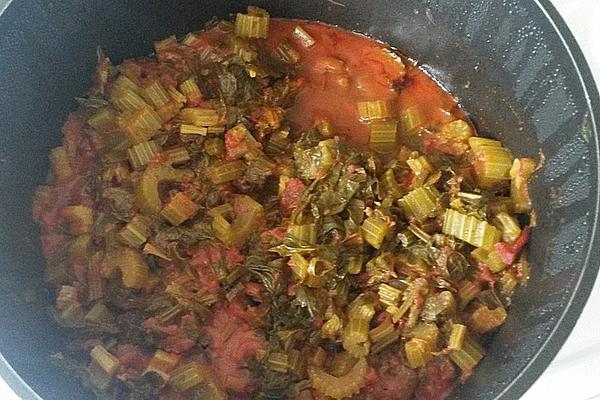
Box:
left=33, top=7, right=537, bottom=400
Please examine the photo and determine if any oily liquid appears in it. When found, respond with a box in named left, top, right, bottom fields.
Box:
left=267, top=20, right=464, bottom=148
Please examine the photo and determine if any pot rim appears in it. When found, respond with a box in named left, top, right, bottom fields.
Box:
left=0, top=0, right=598, bottom=399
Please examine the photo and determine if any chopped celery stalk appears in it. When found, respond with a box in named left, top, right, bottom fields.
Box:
left=347, top=255, right=363, bottom=275
left=87, top=260, right=104, bottom=302
left=182, top=32, right=199, bottom=46
left=287, top=223, right=317, bottom=245
left=136, top=165, right=195, bottom=214
left=406, top=155, right=433, bottom=186
left=293, top=25, right=315, bottom=48
left=380, top=168, right=404, bottom=199
left=361, top=216, right=390, bottom=249
left=118, top=107, right=163, bottom=144
left=330, top=352, right=359, bottom=378
left=180, top=124, right=208, bottom=135
left=366, top=253, right=395, bottom=284
left=400, top=106, right=425, bottom=134
left=154, top=35, right=176, bottom=52
left=161, top=192, right=199, bottom=226
left=442, top=209, right=501, bottom=250
left=308, top=357, right=368, bottom=400
left=357, top=100, right=392, bottom=121
left=516, top=254, right=530, bottom=285
left=209, top=203, right=234, bottom=217
left=141, top=81, right=170, bottom=108
left=321, top=314, right=342, bottom=338
left=112, top=74, right=140, bottom=94
left=232, top=37, right=258, bottom=62
left=267, top=352, right=289, bottom=373
left=458, top=280, right=481, bottom=308
left=369, top=321, right=399, bottom=353
left=127, top=140, right=161, bottom=170
left=230, top=195, right=265, bottom=246
left=290, top=253, right=309, bottom=281
left=207, top=160, right=245, bottom=184
left=178, top=108, right=222, bottom=127
left=407, top=223, right=432, bottom=244
left=118, top=249, right=151, bottom=289
left=468, top=306, right=507, bottom=334
left=287, top=349, right=305, bottom=377
left=499, top=270, right=518, bottom=297
left=178, top=78, right=202, bottom=103
left=62, top=205, right=93, bottom=235
left=494, top=212, right=522, bottom=243
left=448, top=323, right=467, bottom=350
left=111, top=91, right=147, bottom=115
left=408, top=221, right=432, bottom=243
left=212, top=214, right=233, bottom=244
left=405, top=338, right=432, bottom=369
left=84, top=303, right=114, bottom=326
left=168, top=86, right=187, bottom=104
left=457, top=191, right=484, bottom=205
left=210, top=197, right=262, bottom=247
left=468, top=137, right=502, bottom=148
left=88, top=108, right=115, bottom=130
left=307, top=258, right=333, bottom=280
left=166, top=146, right=191, bottom=165
left=145, top=350, right=180, bottom=380
left=401, top=186, right=440, bottom=221
left=245, top=150, right=275, bottom=172
left=475, top=147, right=513, bottom=182
left=156, top=100, right=184, bottom=122
left=143, top=243, right=172, bottom=260
left=169, top=362, right=212, bottom=393
left=369, top=119, right=398, bottom=153
left=111, top=75, right=148, bottom=112
left=267, top=130, right=290, bottom=154
left=406, top=323, right=439, bottom=350
left=234, top=7, right=270, bottom=39
left=68, top=234, right=93, bottom=265
left=369, top=319, right=396, bottom=343
left=487, top=196, right=513, bottom=214
left=471, top=247, right=506, bottom=273
left=469, top=137, right=513, bottom=188
left=343, top=296, right=376, bottom=357
left=310, top=347, right=327, bottom=368
left=449, top=336, right=484, bottom=371
left=119, top=215, right=151, bottom=248
left=90, top=346, right=120, bottom=376
left=204, top=137, right=225, bottom=157
left=206, top=125, right=226, bottom=134
left=276, top=41, right=300, bottom=64
left=50, top=146, right=73, bottom=181
left=378, top=283, right=402, bottom=307
left=441, top=119, right=473, bottom=142
left=510, top=158, right=536, bottom=213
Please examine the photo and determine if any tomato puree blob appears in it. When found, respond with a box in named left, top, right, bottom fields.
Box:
left=267, top=20, right=463, bottom=147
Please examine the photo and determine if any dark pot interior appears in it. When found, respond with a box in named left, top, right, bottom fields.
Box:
left=0, top=0, right=599, bottom=399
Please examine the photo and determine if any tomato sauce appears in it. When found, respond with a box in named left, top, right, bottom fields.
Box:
left=266, top=20, right=463, bottom=147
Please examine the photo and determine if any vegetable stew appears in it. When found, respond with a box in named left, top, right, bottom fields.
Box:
left=33, top=7, right=537, bottom=400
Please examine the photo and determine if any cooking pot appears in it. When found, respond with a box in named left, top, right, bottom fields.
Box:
left=0, top=0, right=599, bottom=399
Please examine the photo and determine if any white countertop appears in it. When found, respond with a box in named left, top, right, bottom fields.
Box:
left=522, top=3, right=600, bottom=399
left=1, top=1, right=599, bottom=399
